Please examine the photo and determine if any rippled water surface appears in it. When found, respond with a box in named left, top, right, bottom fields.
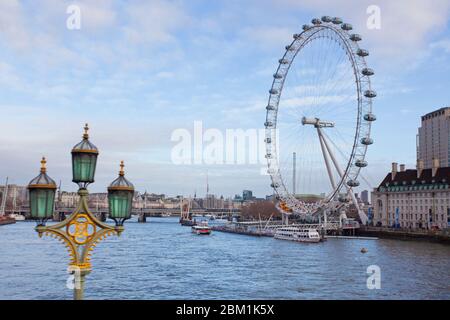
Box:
left=1, top=217, right=449, bottom=299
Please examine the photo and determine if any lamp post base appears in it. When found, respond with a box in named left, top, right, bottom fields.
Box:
left=73, top=269, right=90, bottom=300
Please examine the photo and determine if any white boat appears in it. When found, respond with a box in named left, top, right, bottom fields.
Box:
left=191, top=221, right=212, bottom=235
left=5, top=182, right=25, bottom=221
left=274, top=227, right=321, bottom=243
left=9, top=214, right=25, bottom=221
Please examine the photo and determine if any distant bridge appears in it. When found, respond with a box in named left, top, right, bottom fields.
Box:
left=135, top=208, right=241, bottom=222
left=48, top=207, right=241, bottom=222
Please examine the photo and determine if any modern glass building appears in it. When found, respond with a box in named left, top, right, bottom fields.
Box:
left=417, top=107, right=450, bottom=169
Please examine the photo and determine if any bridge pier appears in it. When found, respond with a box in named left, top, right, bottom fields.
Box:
left=99, top=212, right=107, bottom=222
left=53, top=211, right=67, bottom=222
left=138, top=213, right=146, bottom=223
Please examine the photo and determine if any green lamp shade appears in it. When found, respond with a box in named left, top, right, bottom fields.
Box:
left=108, top=190, right=133, bottom=219
left=71, top=124, right=99, bottom=184
left=72, top=152, right=97, bottom=183
left=28, top=157, right=57, bottom=221
left=29, top=188, right=55, bottom=219
left=108, top=161, right=134, bottom=224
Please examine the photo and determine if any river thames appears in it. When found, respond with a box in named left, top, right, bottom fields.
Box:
left=0, top=217, right=449, bottom=300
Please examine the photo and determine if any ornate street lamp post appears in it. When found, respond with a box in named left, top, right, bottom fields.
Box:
left=28, top=124, right=134, bottom=300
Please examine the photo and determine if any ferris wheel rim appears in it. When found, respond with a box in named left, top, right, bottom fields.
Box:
left=264, top=18, right=375, bottom=216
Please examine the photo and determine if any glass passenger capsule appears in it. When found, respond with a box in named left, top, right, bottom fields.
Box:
left=273, top=73, right=283, bottom=79
left=341, top=23, right=353, bottom=31
left=364, top=113, right=377, bottom=121
left=269, top=89, right=279, bottom=94
left=350, top=34, right=362, bottom=41
left=347, top=180, right=360, bottom=187
left=357, top=49, right=369, bottom=57
left=362, top=68, right=374, bottom=76
left=364, top=90, right=377, bottom=98
left=285, top=45, right=296, bottom=51
left=361, top=137, right=374, bottom=145
left=355, top=159, right=368, bottom=167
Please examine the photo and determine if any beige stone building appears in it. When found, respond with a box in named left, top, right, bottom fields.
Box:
left=58, top=191, right=79, bottom=208
left=371, top=161, right=450, bottom=229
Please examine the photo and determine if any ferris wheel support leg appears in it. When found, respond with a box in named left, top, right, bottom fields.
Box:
left=317, top=129, right=336, bottom=190
left=317, top=128, right=345, bottom=178
left=317, top=128, right=368, bottom=225
left=282, top=213, right=289, bottom=225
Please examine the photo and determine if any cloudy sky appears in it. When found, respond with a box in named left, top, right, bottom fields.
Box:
left=1, top=0, right=450, bottom=197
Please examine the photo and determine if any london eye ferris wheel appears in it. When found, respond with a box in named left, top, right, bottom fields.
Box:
left=264, top=16, right=376, bottom=224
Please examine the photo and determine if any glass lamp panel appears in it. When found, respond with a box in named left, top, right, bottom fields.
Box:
left=45, top=190, right=55, bottom=217
left=29, top=189, right=55, bottom=219
left=108, top=191, right=132, bottom=219
left=72, top=153, right=97, bottom=182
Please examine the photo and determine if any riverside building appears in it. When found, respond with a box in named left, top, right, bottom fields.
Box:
left=371, top=161, right=450, bottom=229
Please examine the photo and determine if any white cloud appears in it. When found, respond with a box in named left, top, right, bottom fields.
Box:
left=0, top=0, right=117, bottom=50
left=123, top=0, right=189, bottom=44
left=156, top=71, right=175, bottom=79
left=278, top=0, right=450, bottom=65
left=226, top=98, right=267, bottom=116
left=0, top=0, right=449, bottom=196
left=75, top=0, right=116, bottom=30
left=240, top=26, right=293, bottom=49
left=0, top=0, right=30, bottom=51
left=282, top=95, right=351, bottom=108
left=0, top=61, right=21, bottom=87
left=430, top=39, right=450, bottom=53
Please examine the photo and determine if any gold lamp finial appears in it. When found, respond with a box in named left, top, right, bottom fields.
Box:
left=83, top=123, right=89, bottom=139
left=119, top=161, right=125, bottom=176
left=40, top=157, right=47, bottom=173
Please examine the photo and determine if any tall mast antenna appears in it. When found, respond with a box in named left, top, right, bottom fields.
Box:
left=206, top=170, right=209, bottom=196
left=293, top=152, right=296, bottom=196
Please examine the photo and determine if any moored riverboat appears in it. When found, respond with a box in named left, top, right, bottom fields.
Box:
left=274, top=227, right=321, bottom=243
left=9, top=214, right=25, bottom=221
left=180, top=218, right=196, bottom=226
left=0, top=216, right=16, bottom=226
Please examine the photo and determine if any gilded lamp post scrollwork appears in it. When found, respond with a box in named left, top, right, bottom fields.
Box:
left=28, top=124, right=134, bottom=300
